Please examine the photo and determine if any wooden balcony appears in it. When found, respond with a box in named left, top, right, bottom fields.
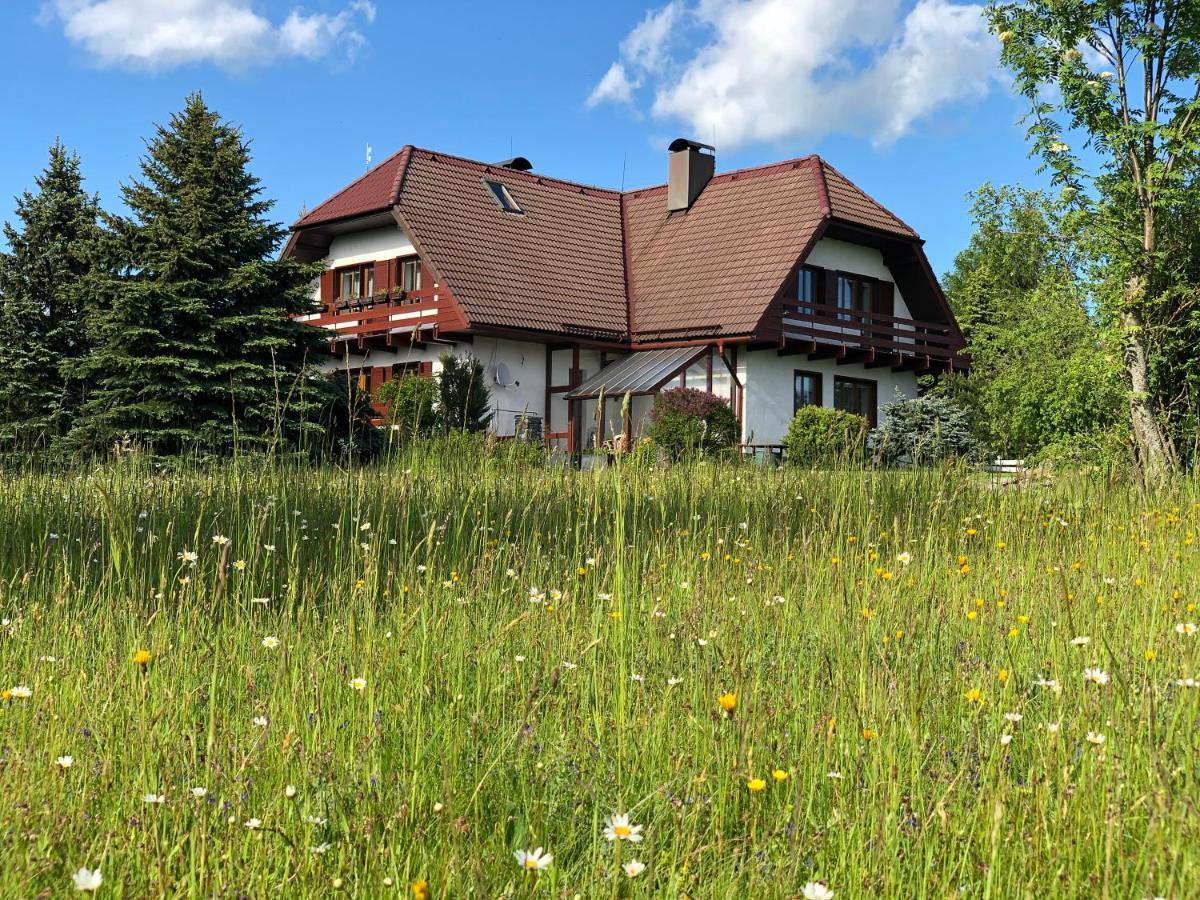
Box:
left=296, top=289, right=445, bottom=351
left=781, top=301, right=969, bottom=372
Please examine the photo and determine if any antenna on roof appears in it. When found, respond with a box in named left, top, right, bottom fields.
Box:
left=365, top=143, right=373, bottom=171
left=620, top=151, right=627, bottom=192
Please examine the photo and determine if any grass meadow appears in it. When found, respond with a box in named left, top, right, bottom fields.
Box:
left=1, top=445, right=1198, bottom=898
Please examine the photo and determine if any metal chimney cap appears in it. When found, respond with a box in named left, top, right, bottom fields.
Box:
left=668, top=138, right=715, bottom=154
left=495, top=156, right=534, bottom=171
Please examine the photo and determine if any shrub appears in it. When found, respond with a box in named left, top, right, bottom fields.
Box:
left=868, top=393, right=985, bottom=467
left=782, top=406, right=868, bottom=466
left=438, top=353, right=493, bottom=433
left=374, top=374, right=438, bottom=440
left=646, top=388, right=738, bottom=459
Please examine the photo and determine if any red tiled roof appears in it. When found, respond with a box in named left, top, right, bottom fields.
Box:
left=290, top=147, right=932, bottom=341
left=294, top=147, right=412, bottom=228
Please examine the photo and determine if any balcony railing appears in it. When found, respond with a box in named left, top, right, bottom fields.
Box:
left=781, top=301, right=967, bottom=369
left=297, top=289, right=441, bottom=346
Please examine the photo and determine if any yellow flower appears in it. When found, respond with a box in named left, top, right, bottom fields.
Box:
left=963, top=688, right=983, bottom=704
left=967, top=611, right=978, bottom=621
left=861, top=727, right=877, bottom=741
left=1144, top=649, right=1156, bottom=662
left=772, top=769, right=789, bottom=781
left=576, top=566, right=587, bottom=576
left=718, top=692, right=737, bottom=714
left=411, top=879, right=430, bottom=900
left=831, top=556, right=840, bottom=566
left=860, top=607, right=875, bottom=620
left=747, top=778, right=767, bottom=792
left=133, top=649, right=152, bottom=667
left=997, top=669, right=1009, bottom=683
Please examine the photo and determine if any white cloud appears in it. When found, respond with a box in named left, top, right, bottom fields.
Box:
left=589, top=0, right=998, bottom=148
left=47, top=0, right=376, bottom=70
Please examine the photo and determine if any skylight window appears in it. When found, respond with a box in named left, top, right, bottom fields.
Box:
left=484, top=179, right=523, bottom=214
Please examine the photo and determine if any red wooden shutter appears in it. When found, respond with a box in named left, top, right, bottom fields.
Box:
left=320, top=269, right=336, bottom=306
left=419, top=361, right=433, bottom=377
left=373, top=260, right=390, bottom=297
left=876, top=281, right=895, bottom=317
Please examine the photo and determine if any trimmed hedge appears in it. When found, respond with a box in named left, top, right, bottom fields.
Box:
left=646, top=388, right=738, bottom=459
left=782, top=406, right=868, bottom=466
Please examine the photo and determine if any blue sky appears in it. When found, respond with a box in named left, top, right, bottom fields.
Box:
left=1, top=0, right=1046, bottom=276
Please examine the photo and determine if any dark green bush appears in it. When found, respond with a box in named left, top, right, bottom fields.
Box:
left=438, top=353, right=493, bottom=433
left=782, top=406, right=868, bottom=466
left=646, top=388, right=738, bottom=459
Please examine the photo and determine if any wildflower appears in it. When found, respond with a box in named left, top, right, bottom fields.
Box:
left=514, top=847, right=553, bottom=872
left=1085, top=731, right=1106, bottom=745
left=896, top=551, right=912, bottom=566
left=285, top=784, right=297, bottom=798
left=667, top=676, right=682, bottom=686
left=261, top=636, right=280, bottom=650
left=997, top=669, right=1009, bottom=683
left=1145, top=649, right=1157, bottom=661
left=1071, top=636, right=1090, bottom=646
left=1034, top=677, right=1061, bottom=693
left=143, top=793, right=166, bottom=804
left=412, top=879, right=431, bottom=899
left=802, top=882, right=835, bottom=900
left=747, top=777, right=767, bottom=792
left=603, top=813, right=644, bottom=842
left=349, top=677, right=367, bottom=691
left=1000, top=733, right=1013, bottom=746
left=133, top=649, right=152, bottom=667
left=623, top=859, right=646, bottom=878
left=190, top=787, right=208, bottom=798
left=1003, top=712, right=1023, bottom=722
left=9, top=685, right=31, bottom=699
left=212, top=534, right=230, bottom=546
left=963, top=688, right=983, bottom=704
left=56, top=755, right=73, bottom=769
left=232, top=559, right=247, bottom=571
left=1082, top=667, right=1110, bottom=686
left=718, top=692, right=737, bottom=714
left=245, top=818, right=262, bottom=829
left=772, top=769, right=789, bottom=781
left=827, top=770, right=843, bottom=779
left=861, top=727, right=877, bottom=741
left=252, top=716, right=268, bottom=727
left=72, top=868, right=103, bottom=892
left=311, top=842, right=331, bottom=854
left=177, top=549, right=198, bottom=565
left=1175, top=622, right=1197, bottom=636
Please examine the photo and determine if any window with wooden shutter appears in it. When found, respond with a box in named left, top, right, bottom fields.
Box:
left=319, top=270, right=335, bottom=307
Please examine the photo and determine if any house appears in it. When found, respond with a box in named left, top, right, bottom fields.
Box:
left=283, top=140, right=968, bottom=453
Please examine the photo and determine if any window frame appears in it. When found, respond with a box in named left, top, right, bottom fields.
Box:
left=833, top=375, right=878, bottom=427
left=334, top=263, right=374, bottom=306
left=400, top=256, right=422, bottom=293
left=835, top=272, right=877, bottom=315
left=793, top=370, right=823, bottom=413
left=484, top=179, right=523, bottom=214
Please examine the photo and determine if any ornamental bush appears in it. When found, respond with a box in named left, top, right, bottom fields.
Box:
left=868, top=393, right=986, bottom=467
left=374, top=374, right=438, bottom=441
left=646, top=388, right=738, bottom=459
left=782, top=406, right=869, bottom=466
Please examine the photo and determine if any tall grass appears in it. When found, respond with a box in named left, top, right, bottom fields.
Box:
left=0, top=448, right=1197, bottom=897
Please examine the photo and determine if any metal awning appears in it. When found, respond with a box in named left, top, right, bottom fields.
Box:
left=565, top=346, right=708, bottom=400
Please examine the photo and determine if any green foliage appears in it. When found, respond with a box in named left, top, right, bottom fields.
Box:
left=646, top=388, right=738, bottom=459
left=0, top=142, right=101, bottom=453
left=869, top=393, right=986, bottom=467
left=940, top=185, right=1125, bottom=456
left=66, top=93, right=330, bottom=457
left=375, top=374, right=438, bottom=440
left=1029, top=424, right=1131, bottom=472
left=782, top=405, right=868, bottom=466
left=437, top=353, right=492, bottom=433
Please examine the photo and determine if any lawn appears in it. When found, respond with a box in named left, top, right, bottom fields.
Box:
left=1, top=446, right=1197, bottom=898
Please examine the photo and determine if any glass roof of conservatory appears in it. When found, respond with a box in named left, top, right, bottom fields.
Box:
left=565, top=346, right=708, bottom=400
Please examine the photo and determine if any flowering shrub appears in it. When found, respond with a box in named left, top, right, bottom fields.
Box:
left=646, top=388, right=738, bottom=459
left=782, top=406, right=868, bottom=466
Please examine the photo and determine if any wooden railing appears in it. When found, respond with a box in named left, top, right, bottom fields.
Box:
left=297, top=289, right=441, bottom=344
left=781, top=301, right=964, bottom=363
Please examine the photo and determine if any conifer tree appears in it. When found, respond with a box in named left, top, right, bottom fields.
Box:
left=0, top=142, right=100, bottom=452
left=70, top=94, right=329, bottom=455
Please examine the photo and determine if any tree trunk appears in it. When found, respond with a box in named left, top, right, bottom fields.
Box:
left=1120, top=279, right=1174, bottom=477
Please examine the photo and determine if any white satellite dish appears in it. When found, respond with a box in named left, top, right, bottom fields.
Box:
left=494, top=362, right=515, bottom=387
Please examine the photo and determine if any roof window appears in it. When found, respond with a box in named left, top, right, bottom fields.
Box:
left=484, top=179, right=523, bottom=214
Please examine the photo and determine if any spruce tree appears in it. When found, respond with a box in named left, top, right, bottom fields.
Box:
left=0, top=142, right=100, bottom=452
left=70, top=94, right=329, bottom=456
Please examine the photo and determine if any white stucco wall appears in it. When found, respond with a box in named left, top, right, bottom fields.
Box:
left=319, top=337, right=548, bottom=437
left=739, top=350, right=917, bottom=446
left=326, top=226, right=416, bottom=268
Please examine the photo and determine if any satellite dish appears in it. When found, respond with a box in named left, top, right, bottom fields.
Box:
left=494, top=362, right=514, bottom=387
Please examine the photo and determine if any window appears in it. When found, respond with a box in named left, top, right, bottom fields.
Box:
left=336, top=263, right=374, bottom=303
left=836, top=274, right=874, bottom=315
left=796, top=267, right=816, bottom=304
left=400, top=257, right=422, bottom=292
left=794, top=371, right=822, bottom=412
left=484, top=179, right=523, bottom=214
left=834, top=376, right=877, bottom=425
